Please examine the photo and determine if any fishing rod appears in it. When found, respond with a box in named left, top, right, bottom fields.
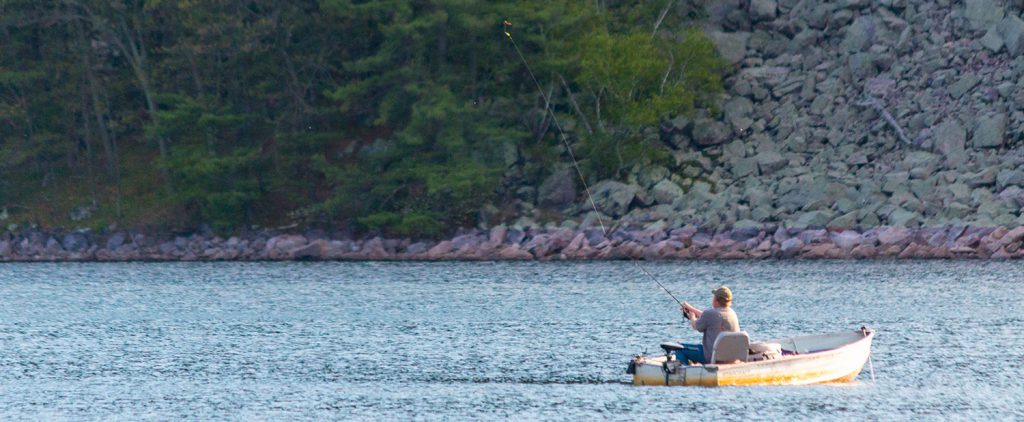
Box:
left=503, top=21, right=683, bottom=308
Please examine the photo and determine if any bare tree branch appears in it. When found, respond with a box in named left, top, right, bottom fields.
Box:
left=535, top=84, right=555, bottom=143
left=856, top=95, right=912, bottom=146
left=651, top=0, right=674, bottom=38
left=558, top=73, right=594, bottom=135
left=660, top=50, right=675, bottom=95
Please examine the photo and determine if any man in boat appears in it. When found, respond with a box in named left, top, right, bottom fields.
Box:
left=677, top=286, right=740, bottom=364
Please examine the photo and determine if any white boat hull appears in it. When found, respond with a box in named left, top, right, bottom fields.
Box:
left=630, top=329, right=874, bottom=387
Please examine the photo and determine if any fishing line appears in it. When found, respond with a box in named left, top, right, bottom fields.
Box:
left=504, top=23, right=682, bottom=308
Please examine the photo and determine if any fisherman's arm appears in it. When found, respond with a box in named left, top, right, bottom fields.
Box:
left=688, top=311, right=699, bottom=330
left=680, top=303, right=702, bottom=330
left=681, top=302, right=703, bottom=318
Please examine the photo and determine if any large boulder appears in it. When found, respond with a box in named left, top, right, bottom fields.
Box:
left=706, top=30, right=750, bottom=65
left=949, top=74, right=980, bottom=99
left=265, top=234, right=306, bottom=254
left=780, top=238, right=804, bottom=257
left=262, top=232, right=305, bottom=259
left=877, top=227, right=912, bottom=246
left=691, top=118, right=732, bottom=147
left=888, top=208, right=921, bottom=227
left=106, top=232, right=127, bottom=251
left=829, top=211, right=859, bottom=229
left=981, top=26, right=1005, bottom=52
left=61, top=232, right=89, bottom=252
left=496, top=244, right=534, bottom=260
left=933, top=120, right=966, bottom=166
left=590, top=181, right=640, bottom=218
left=732, top=157, right=758, bottom=178
left=749, top=0, right=777, bottom=22
left=290, top=239, right=325, bottom=260
left=997, top=169, right=1024, bottom=190
left=45, top=237, right=63, bottom=254
left=705, top=0, right=747, bottom=26
left=881, top=171, right=909, bottom=194
left=967, top=168, right=998, bottom=188
left=678, top=181, right=718, bottom=209
left=637, top=166, right=670, bottom=188
left=841, top=16, right=877, bottom=52
left=904, top=152, right=940, bottom=178
left=723, top=97, right=754, bottom=133
left=964, top=0, right=1004, bottom=31
left=755, top=151, right=788, bottom=175
left=425, top=241, right=454, bottom=259
left=537, top=168, right=576, bottom=209
left=489, top=225, right=508, bottom=244
left=159, top=241, right=178, bottom=255
left=831, top=230, right=863, bottom=250
left=793, top=210, right=834, bottom=229
left=848, top=52, right=877, bottom=81
left=997, top=15, right=1024, bottom=56
left=973, top=113, right=1007, bottom=149
left=650, top=179, right=685, bottom=205
left=662, top=116, right=692, bottom=149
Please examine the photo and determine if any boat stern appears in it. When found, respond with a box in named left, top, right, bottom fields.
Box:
left=628, top=354, right=719, bottom=386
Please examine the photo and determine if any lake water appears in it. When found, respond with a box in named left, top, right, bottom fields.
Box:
left=0, top=261, right=1020, bottom=420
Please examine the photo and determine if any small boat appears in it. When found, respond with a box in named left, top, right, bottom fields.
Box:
left=627, top=327, right=875, bottom=386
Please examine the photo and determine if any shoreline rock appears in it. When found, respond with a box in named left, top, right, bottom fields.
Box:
left=4, top=225, right=1024, bottom=262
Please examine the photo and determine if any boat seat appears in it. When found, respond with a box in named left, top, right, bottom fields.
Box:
left=711, top=331, right=750, bottom=364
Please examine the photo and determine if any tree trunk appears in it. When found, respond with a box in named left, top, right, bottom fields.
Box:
left=116, top=14, right=169, bottom=183
left=558, top=74, right=594, bottom=135
left=78, top=84, right=98, bottom=205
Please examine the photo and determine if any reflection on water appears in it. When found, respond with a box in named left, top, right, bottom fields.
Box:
left=0, top=261, right=1020, bottom=419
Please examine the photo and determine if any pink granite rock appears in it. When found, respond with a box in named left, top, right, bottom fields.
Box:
left=830, top=230, right=862, bottom=250
left=489, top=226, right=508, bottom=244
left=949, top=245, right=976, bottom=255
left=991, top=247, right=1013, bottom=259
left=562, top=233, right=586, bottom=256
left=496, top=245, right=534, bottom=260
left=425, top=241, right=454, bottom=260
left=779, top=238, right=804, bottom=257
left=877, top=227, right=912, bottom=246
left=719, top=250, right=749, bottom=259
left=802, top=243, right=841, bottom=259
left=879, top=244, right=904, bottom=258
left=897, top=243, right=926, bottom=259
left=289, top=239, right=324, bottom=259
left=999, top=227, right=1024, bottom=247
left=847, top=243, right=880, bottom=260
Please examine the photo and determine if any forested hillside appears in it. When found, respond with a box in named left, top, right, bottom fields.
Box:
left=0, top=0, right=724, bottom=236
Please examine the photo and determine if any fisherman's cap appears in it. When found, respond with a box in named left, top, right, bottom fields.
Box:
left=712, top=286, right=733, bottom=303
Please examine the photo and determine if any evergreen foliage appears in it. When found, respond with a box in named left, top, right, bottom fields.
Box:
left=0, top=0, right=724, bottom=236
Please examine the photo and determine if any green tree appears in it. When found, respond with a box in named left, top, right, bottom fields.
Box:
left=0, top=0, right=725, bottom=236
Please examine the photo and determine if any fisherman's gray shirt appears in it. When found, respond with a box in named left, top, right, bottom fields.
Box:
left=695, top=307, right=740, bottom=362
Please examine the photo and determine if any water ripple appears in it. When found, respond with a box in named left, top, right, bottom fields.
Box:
left=0, top=261, right=1020, bottom=420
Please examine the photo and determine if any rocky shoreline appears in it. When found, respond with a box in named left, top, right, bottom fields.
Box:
left=10, top=1, right=1024, bottom=256
left=466, top=0, right=1024, bottom=252
left=4, top=225, right=1024, bottom=261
